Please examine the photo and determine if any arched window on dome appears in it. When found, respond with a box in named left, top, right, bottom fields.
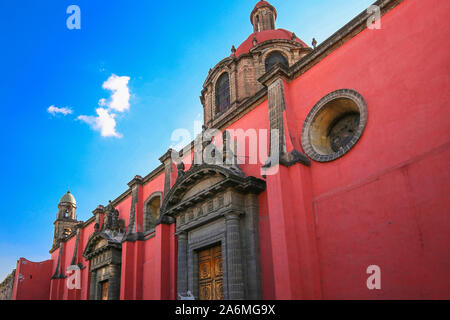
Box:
left=215, top=72, right=231, bottom=114
left=265, top=51, right=289, bottom=73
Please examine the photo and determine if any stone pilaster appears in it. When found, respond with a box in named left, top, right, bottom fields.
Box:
left=225, top=212, right=244, bottom=300
left=51, top=243, right=66, bottom=279
left=230, top=63, right=238, bottom=106
left=125, top=175, right=143, bottom=240
left=70, top=228, right=83, bottom=267
left=89, top=269, right=97, bottom=300
left=261, top=69, right=310, bottom=170
left=108, top=265, right=121, bottom=300
left=159, top=149, right=174, bottom=195
left=177, top=232, right=188, bottom=298
left=267, top=78, right=287, bottom=158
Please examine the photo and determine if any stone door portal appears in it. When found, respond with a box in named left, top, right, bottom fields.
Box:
left=163, top=164, right=266, bottom=299
left=199, top=244, right=224, bottom=300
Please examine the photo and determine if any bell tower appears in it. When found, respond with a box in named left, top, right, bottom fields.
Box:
left=52, top=191, right=79, bottom=248
left=251, top=1, right=277, bottom=33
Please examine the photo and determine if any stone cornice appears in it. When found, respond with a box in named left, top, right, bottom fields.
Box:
left=289, top=0, right=403, bottom=79
left=258, top=63, right=291, bottom=87
left=250, top=39, right=308, bottom=53
left=142, top=164, right=165, bottom=184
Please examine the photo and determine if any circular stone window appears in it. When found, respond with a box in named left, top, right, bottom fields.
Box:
left=301, top=89, right=367, bottom=162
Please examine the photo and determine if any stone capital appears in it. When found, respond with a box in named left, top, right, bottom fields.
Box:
left=258, top=64, right=290, bottom=87
left=224, top=211, right=242, bottom=221
left=127, top=175, right=144, bottom=188
left=177, top=232, right=188, bottom=240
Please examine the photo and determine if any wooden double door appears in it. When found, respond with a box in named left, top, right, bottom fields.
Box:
left=198, top=244, right=224, bottom=300
left=101, top=281, right=109, bottom=300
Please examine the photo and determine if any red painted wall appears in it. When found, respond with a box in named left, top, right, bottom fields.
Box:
left=284, top=0, right=450, bottom=299
left=214, top=0, right=450, bottom=299
left=13, top=0, right=449, bottom=300
left=13, top=258, right=53, bottom=300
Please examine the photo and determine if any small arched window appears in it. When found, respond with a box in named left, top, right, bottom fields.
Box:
left=269, top=14, right=275, bottom=29
left=265, top=51, right=289, bottom=72
left=215, top=72, right=231, bottom=114
left=144, top=195, right=161, bottom=232
left=63, top=228, right=72, bottom=237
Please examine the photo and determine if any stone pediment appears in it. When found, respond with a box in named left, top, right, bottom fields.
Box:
left=83, top=231, right=123, bottom=261
left=180, top=174, right=224, bottom=202
left=160, top=164, right=266, bottom=219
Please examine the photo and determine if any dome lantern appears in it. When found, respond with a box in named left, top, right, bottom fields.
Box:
left=250, top=1, right=277, bottom=33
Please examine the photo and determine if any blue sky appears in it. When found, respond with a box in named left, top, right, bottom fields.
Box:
left=0, top=0, right=374, bottom=280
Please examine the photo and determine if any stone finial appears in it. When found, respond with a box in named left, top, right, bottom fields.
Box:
left=291, top=32, right=297, bottom=40
left=177, top=161, right=185, bottom=178
left=102, top=201, right=120, bottom=234
left=312, top=38, right=318, bottom=50
left=252, top=36, right=258, bottom=46
left=231, top=45, right=236, bottom=54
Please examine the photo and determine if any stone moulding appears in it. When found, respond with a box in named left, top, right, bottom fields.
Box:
left=301, top=89, right=368, bottom=162
left=159, top=164, right=266, bottom=222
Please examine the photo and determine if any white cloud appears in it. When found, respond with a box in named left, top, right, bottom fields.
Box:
left=47, top=105, right=73, bottom=116
left=77, top=74, right=131, bottom=138
left=78, top=108, right=122, bottom=138
left=100, top=74, right=131, bottom=112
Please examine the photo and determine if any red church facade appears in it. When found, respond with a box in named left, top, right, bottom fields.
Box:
left=3, top=0, right=449, bottom=300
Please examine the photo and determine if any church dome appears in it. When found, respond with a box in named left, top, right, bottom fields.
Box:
left=59, top=191, right=76, bottom=205
left=200, top=1, right=312, bottom=128
left=233, top=29, right=308, bottom=58
left=233, top=1, right=309, bottom=58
